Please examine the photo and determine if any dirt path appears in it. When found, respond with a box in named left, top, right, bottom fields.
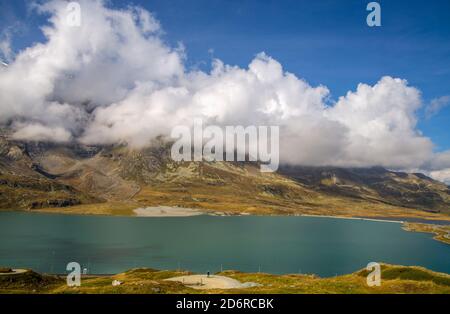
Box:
left=165, top=275, right=251, bottom=290
left=0, top=269, right=28, bottom=276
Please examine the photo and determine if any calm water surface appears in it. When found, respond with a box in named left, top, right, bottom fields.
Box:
left=0, top=212, right=449, bottom=276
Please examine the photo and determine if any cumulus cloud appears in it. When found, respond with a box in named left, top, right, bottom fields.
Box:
left=1, top=0, right=449, bottom=183
left=0, top=0, right=183, bottom=131
left=324, top=77, right=434, bottom=168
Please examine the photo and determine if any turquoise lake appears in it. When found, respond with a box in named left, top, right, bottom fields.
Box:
left=0, top=212, right=449, bottom=277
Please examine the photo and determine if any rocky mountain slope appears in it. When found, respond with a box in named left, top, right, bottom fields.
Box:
left=280, top=166, right=450, bottom=213
left=1, top=135, right=449, bottom=219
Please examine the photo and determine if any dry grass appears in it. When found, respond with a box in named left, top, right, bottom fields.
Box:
left=1, top=264, right=449, bottom=294
left=32, top=201, right=137, bottom=216
left=26, top=179, right=450, bottom=223
left=131, top=181, right=450, bottom=221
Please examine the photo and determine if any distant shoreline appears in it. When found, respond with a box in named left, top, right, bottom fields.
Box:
left=297, top=214, right=404, bottom=224
left=131, top=208, right=449, bottom=225
left=298, top=214, right=450, bottom=226
left=2, top=208, right=450, bottom=226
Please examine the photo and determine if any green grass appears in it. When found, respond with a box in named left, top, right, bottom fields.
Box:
left=1, top=264, right=449, bottom=294
left=357, top=265, right=450, bottom=286
left=0, top=271, right=62, bottom=293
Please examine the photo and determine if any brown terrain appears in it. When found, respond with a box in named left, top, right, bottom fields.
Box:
left=1, top=134, right=450, bottom=222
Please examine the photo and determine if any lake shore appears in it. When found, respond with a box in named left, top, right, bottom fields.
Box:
left=16, top=205, right=450, bottom=222
left=298, top=214, right=404, bottom=224
left=403, top=222, right=450, bottom=245
left=133, top=206, right=204, bottom=217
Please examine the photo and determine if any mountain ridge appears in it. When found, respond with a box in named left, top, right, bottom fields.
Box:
left=1, top=136, right=449, bottom=220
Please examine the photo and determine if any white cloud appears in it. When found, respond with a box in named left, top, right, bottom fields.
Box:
left=429, top=169, right=450, bottom=185
left=11, top=122, right=72, bottom=143
left=324, top=77, right=433, bottom=168
left=0, top=0, right=183, bottom=129
left=0, top=0, right=449, bottom=182
left=0, top=28, right=14, bottom=63
left=426, top=95, right=450, bottom=119
left=0, top=39, right=12, bottom=63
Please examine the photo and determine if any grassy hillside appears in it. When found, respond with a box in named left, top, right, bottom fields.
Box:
left=0, top=264, right=449, bottom=294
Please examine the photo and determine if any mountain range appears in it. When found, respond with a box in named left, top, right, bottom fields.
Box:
left=1, top=134, right=449, bottom=220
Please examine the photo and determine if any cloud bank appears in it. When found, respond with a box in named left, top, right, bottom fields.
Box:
left=1, top=0, right=450, bottom=182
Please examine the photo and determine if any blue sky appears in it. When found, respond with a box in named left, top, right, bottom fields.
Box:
left=1, top=0, right=449, bottom=151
